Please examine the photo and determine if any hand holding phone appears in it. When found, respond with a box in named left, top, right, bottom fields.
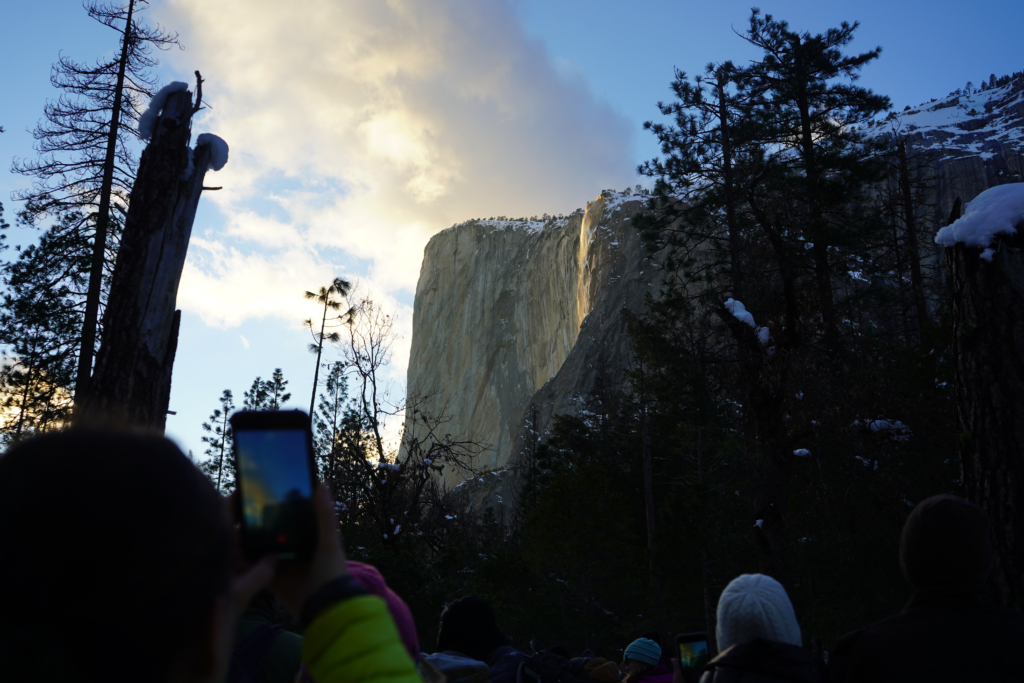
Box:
left=269, top=483, right=350, bottom=615
left=675, top=632, right=711, bottom=682
left=230, top=410, right=319, bottom=562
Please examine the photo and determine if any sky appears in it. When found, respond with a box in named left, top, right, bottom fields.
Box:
left=1, top=0, right=1022, bottom=460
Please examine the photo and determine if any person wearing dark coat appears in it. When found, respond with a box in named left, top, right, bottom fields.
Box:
left=435, top=596, right=527, bottom=683
left=698, top=574, right=825, bottom=683
left=828, top=494, right=1024, bottom=683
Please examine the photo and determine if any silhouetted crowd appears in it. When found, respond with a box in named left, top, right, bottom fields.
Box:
left=1, top=430, right=1022, bottom=683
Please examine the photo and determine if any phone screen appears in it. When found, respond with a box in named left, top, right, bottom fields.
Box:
left=677, top=638, right=710, bottom=676
left=235, top=428, right=315, bottom=559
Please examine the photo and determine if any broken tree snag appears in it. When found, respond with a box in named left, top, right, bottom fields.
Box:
left=939, top=187, right=1024, bottom=611
left=79, top=79, right=228, bottom=431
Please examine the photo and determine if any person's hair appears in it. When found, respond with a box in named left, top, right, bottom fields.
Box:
left=623, top=661, right=652, bottom=682
left=0, top=429, right=232, bottom=683
left=435, top=596, right=506, bottom=661
left=900, top=494, right=994, bottom=588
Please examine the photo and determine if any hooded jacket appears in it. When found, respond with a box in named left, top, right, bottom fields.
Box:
left=698, top=639, right=825, bottom=683
left=301, top=595, right=421, bottom=683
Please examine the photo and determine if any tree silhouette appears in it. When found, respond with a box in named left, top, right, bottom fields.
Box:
left=199, top=389, right=235, bottom=493
left=266, top=368, right=291, bottom=409
left=304, top=277, right=354, bottom=416
left=9, top=0, right=179, bottom=409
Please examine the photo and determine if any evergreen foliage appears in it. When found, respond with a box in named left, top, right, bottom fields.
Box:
left=0, top=211, right=86, bottom=445
left=240, top=370, right=292, bottom=411
left=266, top=368, right=291, bottom=409
left=198, top=389, right=235, bottom=493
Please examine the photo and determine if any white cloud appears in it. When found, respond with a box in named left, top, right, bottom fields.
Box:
left=158, top=0, right=635, bottom=332
left=239, top=335, right=249, bottom=349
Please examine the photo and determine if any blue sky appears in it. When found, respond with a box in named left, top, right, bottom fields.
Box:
left=1, top=0, right=1021, bottom=460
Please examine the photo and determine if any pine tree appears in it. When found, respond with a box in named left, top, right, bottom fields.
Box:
left=241, top=370, right=290, bottom=411
left=637, top=60, right=754, bottom=300
left=0, top=213, right=84, bottom=445
left=304, top=278, right=354, bottom=416
left=242, top=376, right=269, bottom=411
left=313, top=361, right=349, bottom=463
left=198, top=389, right=235, bottom=493
left=10, top=0, right=178, bottom=408
left=739, top=9, right=890, bottom=347
left=266, top=368, right=291, bottom=409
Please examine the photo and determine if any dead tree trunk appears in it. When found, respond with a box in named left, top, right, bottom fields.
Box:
left=945, top=202, right=1024, bottom=612
left=717, top=303, right=793, bottom=592
left=78, top=85, right=215, bottom=431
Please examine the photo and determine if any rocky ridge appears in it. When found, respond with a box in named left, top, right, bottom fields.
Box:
left=876, top=75, right=1024, bottom=214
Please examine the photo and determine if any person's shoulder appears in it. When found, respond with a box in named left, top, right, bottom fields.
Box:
left=705, top=640, right=824, bottom=683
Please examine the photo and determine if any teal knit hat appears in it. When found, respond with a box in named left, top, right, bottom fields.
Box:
left=623, top=637, right=661, bottom=666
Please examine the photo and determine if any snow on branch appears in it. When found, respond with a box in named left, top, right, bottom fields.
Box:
left=934, top=184, right=1024, bottom=258
left=725, top=298, right=772, bottom=345
left=138, top=82, right=189, bottom=141
left=724, top=298, right=755, bottom=327
left=853, top=419, right=912, bottom=442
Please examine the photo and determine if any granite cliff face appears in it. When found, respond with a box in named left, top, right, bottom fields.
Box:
left=403, top=192, right=658, bottom=491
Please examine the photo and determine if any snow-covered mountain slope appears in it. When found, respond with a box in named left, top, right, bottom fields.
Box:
left=868, top=75, right=1024, bottom=213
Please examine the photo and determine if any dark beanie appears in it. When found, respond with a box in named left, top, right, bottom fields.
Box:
left=436, top=596, right=506, bottom=661
left=900, top=494, right=994, bottom=588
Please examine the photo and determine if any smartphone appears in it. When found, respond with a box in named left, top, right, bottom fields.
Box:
left=230, top=409, right=318, bottom=562
left=676, top=632, right=711, bottom=679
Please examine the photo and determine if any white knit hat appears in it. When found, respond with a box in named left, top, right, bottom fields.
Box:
left=715, top=574, right=802, bottom=651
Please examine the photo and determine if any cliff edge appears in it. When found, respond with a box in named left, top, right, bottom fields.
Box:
left=403, top=191, right=657, bottom=491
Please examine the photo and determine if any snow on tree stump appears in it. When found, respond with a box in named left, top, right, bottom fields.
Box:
left=938, top=184, right=1024, bottom=611
left=79, top=79, right=228, bottom=431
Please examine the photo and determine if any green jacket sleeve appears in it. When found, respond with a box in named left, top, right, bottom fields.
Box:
left=301, top=594, right=421, bottom=683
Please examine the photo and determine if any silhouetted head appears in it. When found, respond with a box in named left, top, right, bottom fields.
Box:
left=0, top=430, right=232, bottom=683
left=436, top=596, right=506, bottom=661
left=900, top=494, right=994, bottom=588
left=715, top=574, right=801, bottom=651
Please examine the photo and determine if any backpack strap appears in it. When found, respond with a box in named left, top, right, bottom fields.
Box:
left=227, top=623, right=285, bottom=683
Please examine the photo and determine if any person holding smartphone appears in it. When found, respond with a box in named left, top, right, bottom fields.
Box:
left=0, top=428, right=421, bottom=683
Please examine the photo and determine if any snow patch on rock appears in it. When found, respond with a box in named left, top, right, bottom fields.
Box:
left=196, top=133, right=229, bottom=171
